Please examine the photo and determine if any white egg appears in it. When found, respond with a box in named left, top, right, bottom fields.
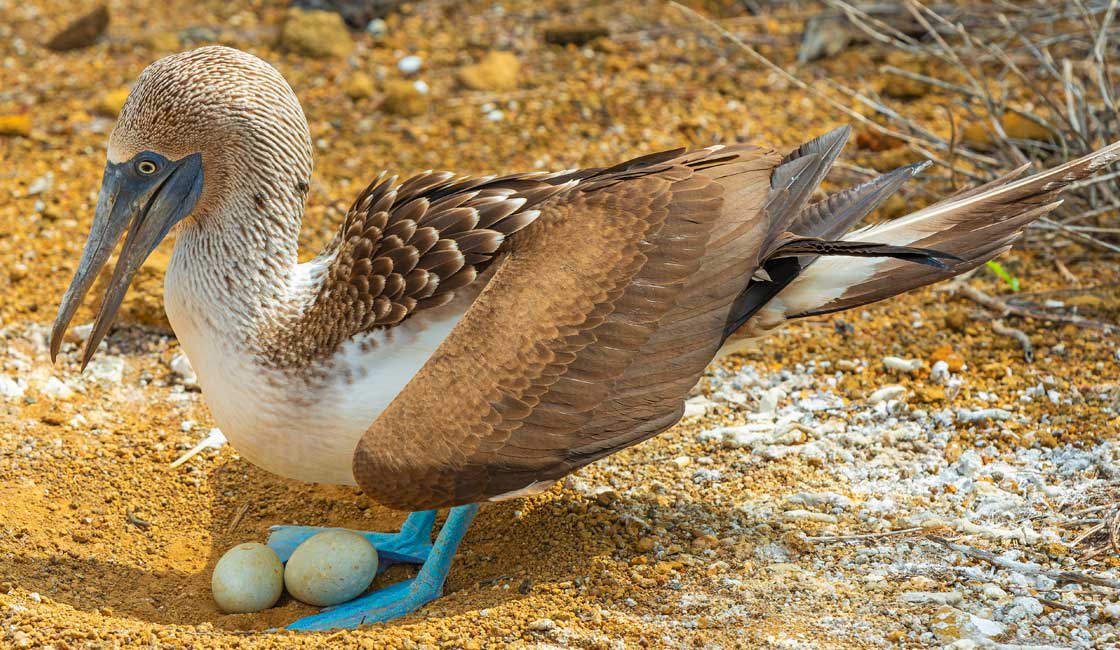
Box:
left=284, top=530, right=378, bottom=607
left=211, top=542, right=284, bottom=614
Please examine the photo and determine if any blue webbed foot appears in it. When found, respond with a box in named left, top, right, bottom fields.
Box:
left=267, top=509, right=438, bottom=568
left=269, top=504, right=479, bottom=630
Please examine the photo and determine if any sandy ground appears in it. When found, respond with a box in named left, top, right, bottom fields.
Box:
left=2, top=1, right=1120, bottom=648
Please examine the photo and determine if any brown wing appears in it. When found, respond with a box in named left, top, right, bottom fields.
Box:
left=265, top=171, right=574, bottom=367
left=352, top=145, right=781, bottom=510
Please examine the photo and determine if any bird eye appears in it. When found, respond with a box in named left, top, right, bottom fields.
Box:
left=136, top=159, right=158, bottom=175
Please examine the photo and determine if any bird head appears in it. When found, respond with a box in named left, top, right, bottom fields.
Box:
left=51, top=46, right=312, bottom=368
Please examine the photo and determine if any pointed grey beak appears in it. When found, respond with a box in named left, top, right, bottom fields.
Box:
left=51, top=152, right=203, bottom=369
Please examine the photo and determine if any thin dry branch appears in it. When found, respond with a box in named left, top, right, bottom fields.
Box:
left=930, top=535, right=1120, bottom=590
left=955, top=283, right=1115, bottom=331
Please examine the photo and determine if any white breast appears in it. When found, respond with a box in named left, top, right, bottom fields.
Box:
left=164, top=260, right=467, bottom=485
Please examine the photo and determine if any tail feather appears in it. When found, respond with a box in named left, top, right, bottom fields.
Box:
left=726, top=135, right=1120, bottom=339
left=759, top=141, right=1120, bottom=329
left=769, top=237, right=961, bottom=269
left=759, top=125, right=851, bottom=257
left=794, top=161, right=929, bottom=241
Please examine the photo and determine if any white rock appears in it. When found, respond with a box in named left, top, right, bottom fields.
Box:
left=898, top=591, right=963, bottom=605
left=883, top=356, right=923, bottom=373
left=284, top=530, right=378, bottom=607
left=0, top=374, right=26, bottom=400
left=211, top=543, right=284, bottom=613
left=786, top=491, right=853, bottom=510
left=782, top=509, right=837, bottom=523
left=365, top=18, right=387, bottom=37
left=758, top=387, right=785, bottom=414
left=691, top=468, right=722, bottom=483
left=951, top=450, right=983, bottom=478
left=528, top=618, right=556, bottom=632
left=27, top=172, right=53, bottom=196
left=956, top=408, right=1013, bottom=423
left=1003, top=596, right=1043, bottom=622
left=981, top=583, right=1007, bottom=601
left=699, top=423, right=772, bottom=449
left=85, top=356, right=124, bottom=384
left=71, top=323, right=93, bottom=342
left=868, top=385, right=906, bottom=404
left=966, top=614, right=1004, bottom=638
left=397, top=55, right=422, bottom=74
left=683, top=396, right=716, bottom=418
left=930, top=360, right=950, bottom=384
left=1104, top=602, right=1120, bottom=619
left=169, top=353, right=197, bottom=386
left=40, top=377, right=73, bottom=400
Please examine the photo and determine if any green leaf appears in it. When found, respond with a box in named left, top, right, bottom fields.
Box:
left=985, top=260, right=1020, bottom=292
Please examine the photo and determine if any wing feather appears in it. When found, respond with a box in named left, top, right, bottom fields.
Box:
left=352, top=145, right=780, bottom=510
left=264, top=171, right=573, bottom=367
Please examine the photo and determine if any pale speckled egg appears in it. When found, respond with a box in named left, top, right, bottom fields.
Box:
left=284, top=530, right=378, bottom=607
left=211, top=542, right=284, bottom=614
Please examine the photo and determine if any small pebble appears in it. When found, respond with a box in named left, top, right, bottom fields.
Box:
left=883, top=356, right=923, bottom=373
left=0, top=375, right=26, bottom=400
left=868, top=385, right=906, bottom=404
left=898, top=591, right=962, bottom=605
left=397, top=55, right=423, bottom=75
left=284, top=530, right=378, bottom=607
left=40, top=377, right=73, bottom=399
left=956, top=408, right=1013, bottom=423
left=170, top=353, right=197, bottom=385
left=783, top=509, right=837, bottom=523
left=365, top=18, right=387, bottom=37
left=211, top=543, right=284, bottom=614
left=982, top=584, right=1008, bottom=601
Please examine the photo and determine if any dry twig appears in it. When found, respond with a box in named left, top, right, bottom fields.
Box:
left=807, top=526, right=926, bottom=543
left=929, top=535, right=1120, bottom=590
left=991, top=319, right=1035, bottom=362
left=956, top=283, right=1115, bottom=331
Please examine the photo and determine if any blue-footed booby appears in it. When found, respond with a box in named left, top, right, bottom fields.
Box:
left=50, top=46, right=1120, bottom=630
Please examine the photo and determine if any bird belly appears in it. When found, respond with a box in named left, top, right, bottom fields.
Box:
left=167, top=299, right=468, bottom=485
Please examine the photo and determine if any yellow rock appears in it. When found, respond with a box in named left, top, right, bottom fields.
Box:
left=931, top=605, right=967, bottom=641
left=930, top=344, right=965, bottom=372
left=279, top=8, right=353, bottom=59
left=0, top=114, right=32, bottom=137
left=915, top=384, right=946, bottom=403
left=690, top=534, right=718, bottom=551
left=381, top=80, right=428, bottom=117
left=456, top=51, right=521, bottom=92
left=96, top=87, right=131, bottom=117
left=344, top=73, right=376, bottom=100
